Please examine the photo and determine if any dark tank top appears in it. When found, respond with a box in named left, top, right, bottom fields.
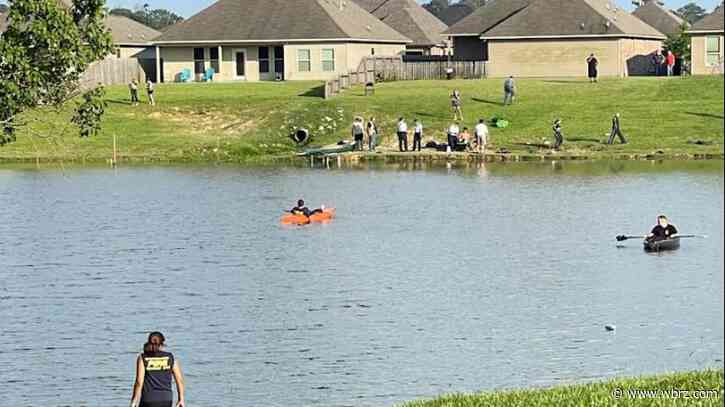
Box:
left=141, top=351, right=174, bottom=402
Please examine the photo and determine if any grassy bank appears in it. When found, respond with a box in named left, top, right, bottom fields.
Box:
left=1, top=76, right=723, bottom=163
left=402, top=369, right=724, bottom=407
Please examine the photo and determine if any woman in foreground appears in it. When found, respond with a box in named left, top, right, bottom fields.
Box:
left=130, top=332, right=185, bottom=407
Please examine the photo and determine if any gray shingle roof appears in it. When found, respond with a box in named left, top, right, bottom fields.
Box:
left=444, top=0, right=530, bottom=36
left=105, top=15, right=161, bottom=45
left=689, top=3, right=724, bottom=32
left=354, top=0, right=447, bottom=47
left=446, top=0, right=664, bottom=39
left=438, top=3, right=475, bottom=26
left=632, top=1, right=686, bottom=36
left=156, top=0, right=411, bottom=44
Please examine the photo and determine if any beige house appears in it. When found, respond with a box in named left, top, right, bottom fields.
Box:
left=444, top=0, right=666, bottom=78
left=352, top=0, right=448, bottom=55
left=687, top=4, right=724, bottom=75
left=105, top=15, right=161, bottom=59
left=152, top=0, right=410, bottom=83
left=632, top=1, right=687, bottom=37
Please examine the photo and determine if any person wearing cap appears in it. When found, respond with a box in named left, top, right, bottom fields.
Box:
left=552, top=119, right=564, bottom=150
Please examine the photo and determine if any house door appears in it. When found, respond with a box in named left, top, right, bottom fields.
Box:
left=274, top=46, right=285, bottom=80
left=235, top=50, right=246, bottom=78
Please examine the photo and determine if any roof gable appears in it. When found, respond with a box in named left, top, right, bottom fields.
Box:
left=352, top=0, right=447, bottom=47
left=444, top=0, right=530, bottom=36
left=447, top=0, right=665, bottom=39
left=438, top=3, right=475, bottom=26
left=156, top=0, right=410, bottom=44
left=632, top=1, right=685, bottom=36
left=105, top=15, right=161, bottom=45
left=690, top=3, right=724, bottom=32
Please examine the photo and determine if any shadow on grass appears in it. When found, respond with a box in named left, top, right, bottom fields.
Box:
left=472, top=97, right=503, bottom=106
left=512, top=142, right=550, bottom=149
left=569, top=137, right=604, bottom=143
left=684, top=112, right=724, bottom=120
left=106, top=99, right=134, bottom=106
left=298, top=85, right=326, bottom=98
left=413, top=112, right=437, bottom=118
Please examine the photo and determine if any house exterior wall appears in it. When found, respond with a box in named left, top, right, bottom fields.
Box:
left=116, top=46, right=152, bottom=59
left=691, top=34, right=725, bottom=75
left=486, top=38, right=623, bottom=77
left=452, top=36, right=486, bottom=60
left=619, top=38, right=662, bottom=76
left=158, top=42, right=404, bottom=82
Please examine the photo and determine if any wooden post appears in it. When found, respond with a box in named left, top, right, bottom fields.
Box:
left=155, top=46, right=161, bottom=83
left=112, top=133, right=117, bottom=168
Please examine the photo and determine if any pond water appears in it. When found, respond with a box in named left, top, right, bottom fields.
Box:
left=1, top=160, right=723, bottom=406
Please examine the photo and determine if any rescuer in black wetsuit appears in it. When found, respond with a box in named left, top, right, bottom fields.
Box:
left=291, top=199, right=322, bottom=217
left=647, top=215, right=679, bottom=242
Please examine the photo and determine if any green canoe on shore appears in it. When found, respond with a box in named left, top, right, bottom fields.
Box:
left=299, top=142, right=355, bottom=157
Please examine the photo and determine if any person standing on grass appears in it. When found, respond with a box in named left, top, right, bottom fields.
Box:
left=146, top=80, right=156, bottom=106
left=503, top=76, right=516, bottom=105
left=396, top=117, right=409, bottom=152
left=447, top=122, right=460, bottom=151
left=366, top=117, right=378, bottom=152
left=607, top=113, right=627, bottom=145
left=413, top=119, right=423, bottom=152
left=451, top=89, right=464, bottom=121
left=474, top=118, right=489, bottom=154
left=666, top=50, right=676, bottom=76
left=130, top=332, right=185, bottom=407
left=129, top=80, right=139, bottom=106
left=653, top=49, right=665, bottom=76
left=352, top=116, right=365, bottom=151
left=586, top=54, right=599, bottom=82
left=552, top=119, right=564, bottom=150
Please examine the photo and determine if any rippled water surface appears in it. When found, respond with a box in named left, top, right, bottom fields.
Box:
left=1, top=161, right=723, bottom=406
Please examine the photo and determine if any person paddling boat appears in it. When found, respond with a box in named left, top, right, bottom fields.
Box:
left=290, top=199, right=323, bottom=218
left=646, top=215, right=678, bottom=243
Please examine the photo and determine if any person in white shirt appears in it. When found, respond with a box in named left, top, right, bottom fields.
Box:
left=412, top=119, right=423, bottom=152
left=474, top=118, right=489, bottom=154
left=447, top=122, right=460, bottom=151
left=396, top=117, right=408, bottom=152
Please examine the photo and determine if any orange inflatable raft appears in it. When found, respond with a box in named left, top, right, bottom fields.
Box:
left=280, top=208, right=336, bottom=225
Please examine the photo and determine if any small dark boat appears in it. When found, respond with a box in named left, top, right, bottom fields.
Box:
left=643, top=237, right=681, bottom=253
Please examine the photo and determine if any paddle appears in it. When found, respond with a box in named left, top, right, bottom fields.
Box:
left=616, top=234, right=707, bottom=242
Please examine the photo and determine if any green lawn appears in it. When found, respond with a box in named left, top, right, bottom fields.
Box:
left=1, top=76, right=723, bottom=163
left=401, top=369, right=724, bottom=407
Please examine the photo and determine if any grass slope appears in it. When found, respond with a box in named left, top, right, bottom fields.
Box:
left=402, top=369, right=724, bottom=407
left=1, top=76, right=723, bottom=162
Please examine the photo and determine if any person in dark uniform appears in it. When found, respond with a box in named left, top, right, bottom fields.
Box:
left=586, top=54, right=599, bottom=83
left=607, top=113, right=627, bottom=144
left=552, top=118, right=563, bottom=150
left=290, top=199, right=323, bottom=217
left=647, top=215, right=679, bottom=242
left=130, top=332, right=185, bottom=407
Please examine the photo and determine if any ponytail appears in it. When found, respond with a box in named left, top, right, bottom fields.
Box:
left=143, top=331, right=165, bottom=356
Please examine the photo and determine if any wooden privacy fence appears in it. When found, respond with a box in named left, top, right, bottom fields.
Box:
left=324, top=57, right=487, bottom=99
left=80, top=57, right=148, bottom=87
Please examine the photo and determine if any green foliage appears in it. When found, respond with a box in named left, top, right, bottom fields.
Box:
left=402, top=369, right=724, bottom=407
left=71, top=86, right=106, bottom=138
left=676, top=2, right=707, bottom=24
left=664, top=23, right=691, bottom=61
left=109, top=7, right=183, bottom=30
left=0, top=0, right=112, bottom=145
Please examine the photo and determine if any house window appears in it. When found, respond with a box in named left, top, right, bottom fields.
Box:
left=321, top=48, right=335, bottom=72
left=259, top=47, right=270, bottom=73
left=193, top=47, right=205, bottom=74
left=209, top=47, right=220, bottom=73
left=706, top=36, right=721, bottom=66
left=274, top=46, right=285, bottom=74
left=297, top=49, right=311, bottom=72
